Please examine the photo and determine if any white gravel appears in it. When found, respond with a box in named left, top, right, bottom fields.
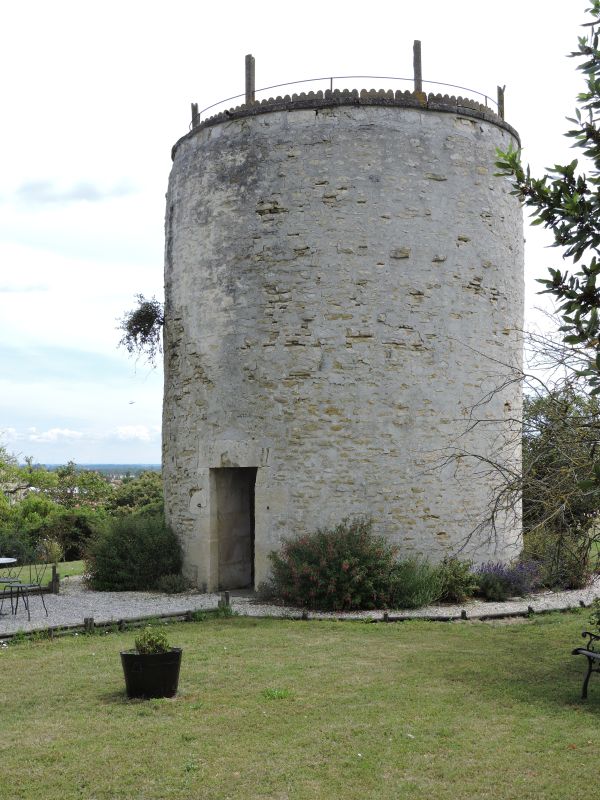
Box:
left=1, top=574, right=600, bottom=636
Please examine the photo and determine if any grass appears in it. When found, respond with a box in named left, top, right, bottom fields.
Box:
left=0, top=559, right=84, bottom=583
left=0, top=611, right=598, bottom=799
left=56, top=559, right=85, bottom=579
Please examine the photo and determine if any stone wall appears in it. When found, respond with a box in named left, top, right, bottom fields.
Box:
left=163, top=99, right=524, bottom=591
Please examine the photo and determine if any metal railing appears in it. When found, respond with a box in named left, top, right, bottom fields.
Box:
left=192, top=74, right=500, bottom=128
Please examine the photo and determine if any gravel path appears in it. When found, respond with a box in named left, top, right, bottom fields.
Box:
left=1, top=575, right=600, bottom=636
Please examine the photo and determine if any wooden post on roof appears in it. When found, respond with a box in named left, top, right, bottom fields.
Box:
left=413, top=40, right=423, bottom=94
left=497, top=85, right=505, bottom=119
left=245, top=54, right=256, bottom=105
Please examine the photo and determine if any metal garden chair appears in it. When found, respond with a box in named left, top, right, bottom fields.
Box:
left=11, top=560, right=49, bottom=621
left=0, top=557, right=48, bottom=621
left=0, top=563, right=21, bottom=616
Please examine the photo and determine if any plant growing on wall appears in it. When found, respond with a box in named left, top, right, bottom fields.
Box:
left=118, top=294, right=164, bottom=365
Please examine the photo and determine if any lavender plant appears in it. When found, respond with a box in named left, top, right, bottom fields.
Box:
left=475, top=561, right=541, bottom=602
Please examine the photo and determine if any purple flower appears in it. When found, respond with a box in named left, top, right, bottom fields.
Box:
left=475, top=560, right=541, bottom=597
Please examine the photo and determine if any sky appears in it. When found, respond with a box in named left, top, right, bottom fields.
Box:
left=0, top=0, right=591, bottom=464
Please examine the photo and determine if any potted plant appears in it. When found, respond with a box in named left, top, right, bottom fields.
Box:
left=120, top=626, right=182, bottom=699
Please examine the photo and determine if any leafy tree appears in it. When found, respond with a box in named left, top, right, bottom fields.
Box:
left=107, top=470, right=163, bottom=515
left=0, top=446, right=52, bottom=497
left=36, top=506, right=106, bottom=560
left=46, top=461, right=112, bottom=509
left=1, top=449, right=111, bottom=509
left=516, top=383, right=600, bottom=588
left=0, top=447, right=112, bottom=559
left=0, top=491, right=12, bottom=528
left=521, top=386, right=599, bottom=587
left=522, top=387, right=600, bottom=536
left=0, top=447, right=69, bottom=499
left=9, top=494, right=59, bottom=536
left=496, top=0, right=600, bottom=392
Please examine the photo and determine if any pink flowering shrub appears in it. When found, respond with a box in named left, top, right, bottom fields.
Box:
left=268, top=517, right=441, bottom=611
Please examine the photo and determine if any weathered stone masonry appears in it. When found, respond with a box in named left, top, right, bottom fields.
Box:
left=163, top=89, right=524, bottom=591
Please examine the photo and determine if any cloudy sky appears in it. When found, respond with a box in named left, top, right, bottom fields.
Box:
left=0, top=0, right=590, bottom=464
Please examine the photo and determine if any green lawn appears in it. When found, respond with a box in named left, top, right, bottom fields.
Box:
left=56, top=559, right=85, bottom=579
left=0, top=559, right=84, bottom=583
left=0, top=611, right=598, bottom=799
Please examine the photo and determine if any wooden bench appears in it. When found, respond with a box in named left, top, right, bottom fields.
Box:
left=572, top=631, right=600, bottom=698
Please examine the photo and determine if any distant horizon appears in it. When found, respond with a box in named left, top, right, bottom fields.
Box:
left=19, top=462, right=162, bottom=469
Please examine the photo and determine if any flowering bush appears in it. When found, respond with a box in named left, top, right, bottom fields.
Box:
left=475, top=560, right=541, bottom=601
left=269, top=517, right=416, bottom=611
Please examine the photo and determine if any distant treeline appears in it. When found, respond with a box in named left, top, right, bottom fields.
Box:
left=1, top=449, right=164, bottom=561
left=40, top=464, right=161, bottom=479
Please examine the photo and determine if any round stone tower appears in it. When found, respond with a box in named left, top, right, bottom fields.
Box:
left=163, top=67, right=523, bottom=591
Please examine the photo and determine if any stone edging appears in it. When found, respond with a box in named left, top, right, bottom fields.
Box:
left=1, top=579, right=598, bottom=641
left=172, top=88, right=520, bottom=160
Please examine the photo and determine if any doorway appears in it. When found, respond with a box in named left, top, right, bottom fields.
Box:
left=212, top=467, right=257, bottom=590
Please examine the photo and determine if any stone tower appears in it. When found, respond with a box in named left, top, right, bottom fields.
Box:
left=163, top=51, right=523, bottom=591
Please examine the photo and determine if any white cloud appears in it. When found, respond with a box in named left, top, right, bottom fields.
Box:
left=13, top=179, right=136, bottom=206
left=0, top=283, right=48, bottom=293
left=115, top=425, right=159, bottom=442
left=28, top=428, right=84, bottom=443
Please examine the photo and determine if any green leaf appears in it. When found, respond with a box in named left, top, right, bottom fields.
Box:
left=578, top=479, right=597, bottom=490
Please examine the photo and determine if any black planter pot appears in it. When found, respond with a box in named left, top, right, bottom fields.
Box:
left=120, top=648, right=183, bottom=699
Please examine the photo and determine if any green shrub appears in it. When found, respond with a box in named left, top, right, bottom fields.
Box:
left=523, top=527, right=592, bottom=589
left=37, top=507, right=105, bottom=560
left=269, top=517, right=436, bottom=611
left=156, top=573, right=191, bottom=594
left=389, top=559, right=443, bottom=609
left=0, top=531, right=33, bottom=562
left=85, top=512, right=182, bottom=591
left=2, top=496, right=105, bottom=561
left=256, top=580, right=278, bottom=603
left=7, top=493, right=57, bottom=534
left=589, top=598, right=600, bottom=632
left=214, top=605, right=236, bottom=618
left=134, top=626, right=171, bottom=654
left=38, top=537, right=64, bottom=565
left=437, top=557, right=479, bottom=603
